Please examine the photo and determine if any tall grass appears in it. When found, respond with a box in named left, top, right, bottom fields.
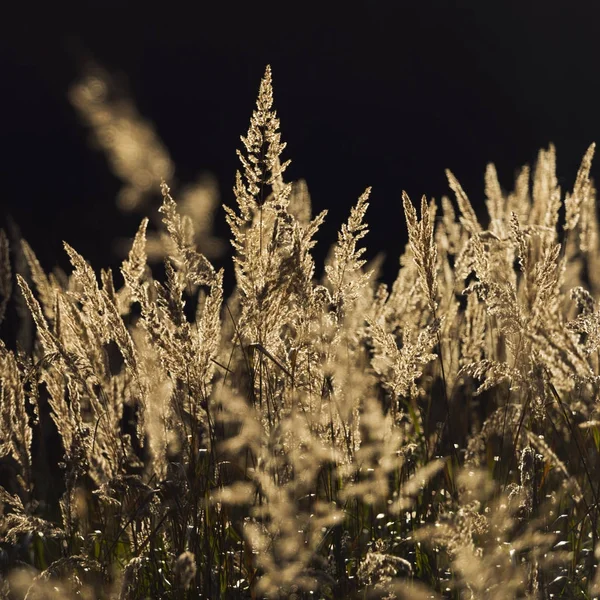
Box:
left=1, top=65, right=600, bottom=599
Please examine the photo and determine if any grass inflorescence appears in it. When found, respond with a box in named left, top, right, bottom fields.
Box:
left=1, top=66, right=600, bottom=599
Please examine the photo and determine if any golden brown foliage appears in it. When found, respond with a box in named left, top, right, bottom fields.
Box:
left=1, top=65, right=600, bottom=600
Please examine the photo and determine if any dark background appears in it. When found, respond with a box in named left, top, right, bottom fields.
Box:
left=2, top=0, right=600, bottom=286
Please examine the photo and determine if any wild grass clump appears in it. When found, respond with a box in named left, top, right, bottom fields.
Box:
left=1, top=65, right=600, bottom=599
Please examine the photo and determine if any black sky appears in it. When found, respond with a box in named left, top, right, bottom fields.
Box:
left=2, top=1, right=600, bottom=284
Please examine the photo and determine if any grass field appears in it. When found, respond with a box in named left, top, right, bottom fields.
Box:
left=1, top=66, right=600, bottom=599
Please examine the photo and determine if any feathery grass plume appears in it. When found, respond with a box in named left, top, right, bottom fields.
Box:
left=60, top=244, right=140, bottom=480
left=0, top=342, right=34, bottom=494
left=325, top=187, right=371, bottom=317
left=402, top=192, right=438, bottom=313
left=432, top=266, right=462, bottom=385
left=463, top=235, right=522, bottom=340
left=459, top=358, right=525, bottom=397
left=513, top=212, right=563, bottom=317
left=20, top=240, right=57, bottom=321
left=71, top=64, right=224, bottom=262
left=224, top=66, right=330, bottom=364
left=579, top=181, right=600, bottom=297
left=287, top=177, right=313, bottom=225
left=223, top=66, right=334, bottom=438
left=439, top=194, right=465, bottom=256
left=567, top=286, right=600, bottom=359
left=69, top=65, right=174, bottom=212
left=174, top=551, right=197, bottom=591
left=531, top=144, right=561, bottom=233
left=511, top=212, right=530, bottom=280
left=580, top=178, right=599, bottom=252
left=561, top=146, right=597, bottom=294
left=118, top=557, right=148, bottom=600
left=20, top=248, right=131, bottom=483
left=565, top=142, right=595, bottom=232
left=39, top=355, right=85, bottom=467
left=319, top=191, right=374, bottom=453
left=120, top=217, right=149, bottom=305
left=369, top=316, right=439, bottom=401
left=225, top=66, right=298, bottom=346
left=484, top=163, right=506, bottom=236
left=380, top=241, right=428, bottom=341
left=65, top=244, right=140, bottom=378
left=445, top=168, right=482, bottom=235
left=16, top=274, right=63, bottom=357
left=62, top=242, right=112, bottom=343
left=236, top=65, right=290, bottom=204
left=98, top=268, right=140, bottom=374
left=159, top=181, right=217, bottom=288
left=507, top=163, right=532, bottom=221
left=141, top=174, right=225, bottom=262
left=439, top=298, right=462, bottom=384
left=356, top=538, right=412, bottom=590
left=124, top=189, right=223, bottom=464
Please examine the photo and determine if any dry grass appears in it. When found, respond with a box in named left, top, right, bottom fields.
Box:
left=1, top=65, right=600, bottom=599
